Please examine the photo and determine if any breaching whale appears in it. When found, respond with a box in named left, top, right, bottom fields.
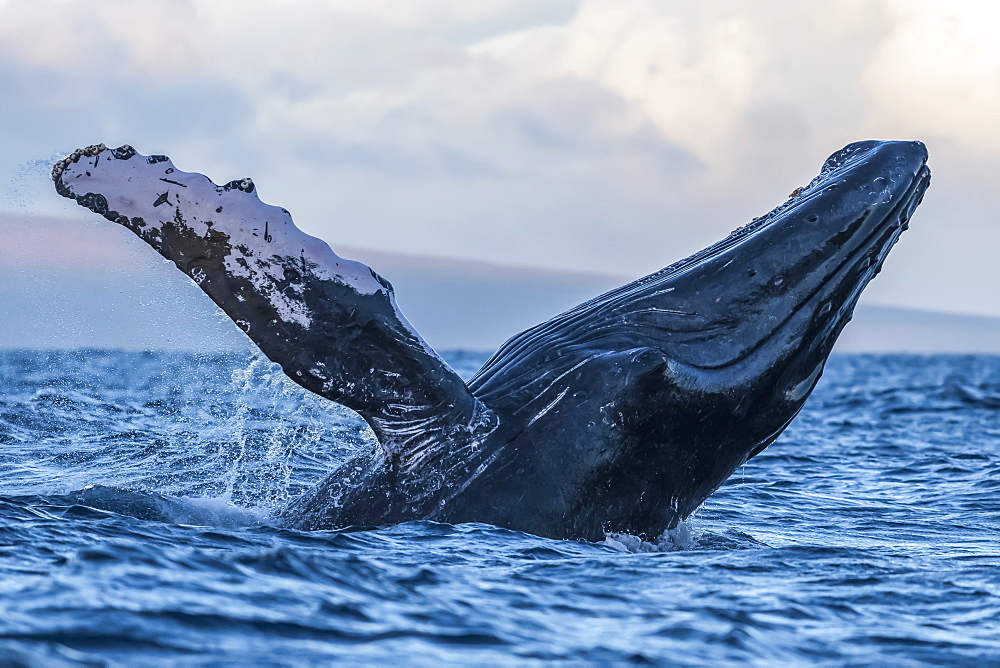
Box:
left=52, top=140, right=930, bottom=541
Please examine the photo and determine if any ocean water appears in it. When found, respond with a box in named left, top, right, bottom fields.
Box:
left=0, top=349, right=998, bottom=665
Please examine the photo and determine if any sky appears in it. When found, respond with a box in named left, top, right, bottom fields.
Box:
left=1, top=0, right=998, bottom=350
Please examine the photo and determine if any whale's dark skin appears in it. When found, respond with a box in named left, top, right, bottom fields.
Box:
left=53, top=140, right=930, bottom=541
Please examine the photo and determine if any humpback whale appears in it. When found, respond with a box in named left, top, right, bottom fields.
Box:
left=52, top=140, right=930, bottom=541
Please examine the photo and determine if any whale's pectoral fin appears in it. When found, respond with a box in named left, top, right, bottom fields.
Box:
left=52, top=145, right=483, bottom=450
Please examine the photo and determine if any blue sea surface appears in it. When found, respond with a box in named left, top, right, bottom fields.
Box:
left=0, top=350, right=998, bottom=664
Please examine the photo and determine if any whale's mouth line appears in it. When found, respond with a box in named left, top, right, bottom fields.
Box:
left=689, top=162, right=929, bottom=373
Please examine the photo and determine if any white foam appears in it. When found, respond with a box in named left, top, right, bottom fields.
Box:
left=604, top=519, right=697, bottom=553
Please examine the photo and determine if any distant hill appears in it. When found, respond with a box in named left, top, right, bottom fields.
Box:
left=1, top=213, right=997, bottom=353
left=346, top=246, right=1000, bottom=354
left=835, top=305, right=999, bottom=353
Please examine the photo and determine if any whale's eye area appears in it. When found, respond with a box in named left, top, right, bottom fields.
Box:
left=807, top=215, right=819, bottom=223
left=772, top=276, right=784, bottom=287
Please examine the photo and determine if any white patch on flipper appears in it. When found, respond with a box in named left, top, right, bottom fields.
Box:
left=58, top=149, right=435, bottom=348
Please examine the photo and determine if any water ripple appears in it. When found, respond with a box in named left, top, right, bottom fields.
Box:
left=0, top=352, right=997, bottom=663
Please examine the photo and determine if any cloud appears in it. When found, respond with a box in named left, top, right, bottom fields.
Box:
left=485, top=1, right=760, bottom=162
left=863, top=0, right=1000, bottom=154
left=0, top=0, right=998, bottom=320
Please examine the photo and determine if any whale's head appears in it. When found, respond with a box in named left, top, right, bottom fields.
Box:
left=465, top=140, right=930, bottom=539
left=478, top=140, right=930, bottom=408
